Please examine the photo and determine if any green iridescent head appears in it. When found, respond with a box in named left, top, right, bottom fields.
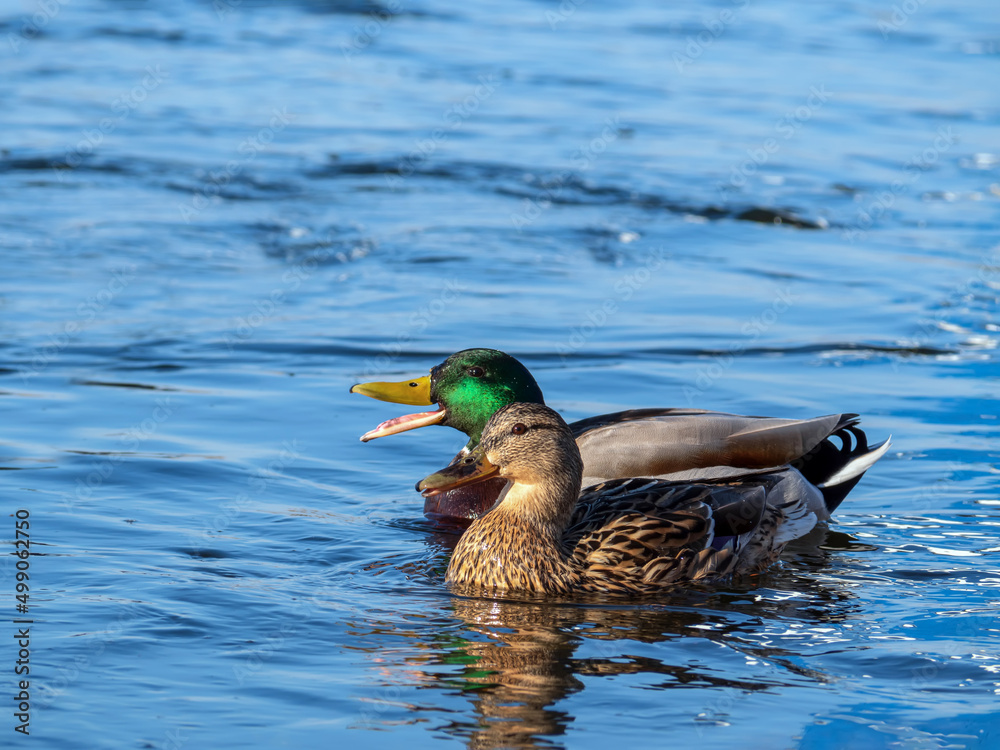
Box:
left=429, top=349, right=545, bottom=444
left=350, top=348, right=545, bottom=447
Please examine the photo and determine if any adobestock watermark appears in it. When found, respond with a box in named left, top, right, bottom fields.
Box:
left=158, top=729, right=189, bottom=750
left=221, top=238, right=371, bottom=351
left=903, top=460, right=965, bottom=508
left=178, top=107, right=295, bottom=221
left=32, top=598, right=192, bottom=748
left=909, top=616, right=992, bottom=685
left=191, top=440, right=301, bottom=542
left=719, top=85, right=830, bottom=195
left=890, top=251, right=999, bottom=372
left=54, top=66, right=169, bottom=179
left=60, top=396, right=177, bottom=512
left=362, top=279, right=467, bottom=377
left=555, top=248, right=665, bottom=360
left=510, top=115, right=624, bottom=231
left=841, top=126, right=956, bottom=242
left=6, top=0, right=70, bottom=55
left=19, top=265, right=137, bottom=382
left=213, top=0, right=243, bottom=20
left=547, top=0, right=588, bottom=29
left=673, top=0, right=750, bottom=72
left=878, top=0, right=928, bottom=38
left=683, top=287, right=797, bottom=404
left=354, top=684, right=412, bottom=730
left=233, top=595, right=323, bottom=685
left=385, top=75, right=500, bottom=190
left=34, top=602, right=145, bottom=711
left=341, top=0, right=402, bottom=60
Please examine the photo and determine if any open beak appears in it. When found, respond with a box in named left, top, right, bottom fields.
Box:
left=350, top=375, right=433, bottom=406
left=351, top=374, right=444, bottom=442
left=357, top=405, right=446, bottom=442
left=416, top=446, right=500, bottom=498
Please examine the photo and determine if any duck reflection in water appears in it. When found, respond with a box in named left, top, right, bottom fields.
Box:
left=352, top=501, right=866, bottom=749
left=414, top=583, right=856, bottom=750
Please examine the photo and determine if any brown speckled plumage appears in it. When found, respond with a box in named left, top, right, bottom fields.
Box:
left=425, top=403, right=817, bottom=597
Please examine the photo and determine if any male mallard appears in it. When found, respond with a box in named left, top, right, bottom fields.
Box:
left=418, top=403, right=821, bottom=596
left=351, top=349, right=890, bottom=523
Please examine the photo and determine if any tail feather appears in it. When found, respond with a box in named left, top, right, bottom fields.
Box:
left=819, top=435, right=892, bottom=488
left=797, top=423, right=891, bottom=515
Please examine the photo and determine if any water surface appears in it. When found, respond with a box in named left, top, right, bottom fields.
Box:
left=2, top=0, right=999, bottom=748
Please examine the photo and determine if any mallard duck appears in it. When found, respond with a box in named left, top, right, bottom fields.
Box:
left=351, top=349, right=890, bottom=523
left=418, top=403, right=822, bottom=596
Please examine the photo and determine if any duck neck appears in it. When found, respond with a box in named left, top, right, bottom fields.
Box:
left=494, top=472, right=580, bottom=543
left=447, top=448, right=584, bottom=594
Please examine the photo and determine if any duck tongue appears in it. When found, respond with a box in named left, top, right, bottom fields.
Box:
left=359, top=406, right=446, bottom=442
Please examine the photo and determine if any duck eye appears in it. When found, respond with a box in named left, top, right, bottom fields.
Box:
left=511, top=423, right=527, bottom=435
left=467, top=366, right=485, bottom=378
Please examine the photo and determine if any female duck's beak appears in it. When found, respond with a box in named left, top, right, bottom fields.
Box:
left=350, top=375, right=445, bottom=442
left=417, top=447, right=500, bottom=498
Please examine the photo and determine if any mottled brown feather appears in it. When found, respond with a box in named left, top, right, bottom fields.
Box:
left=442, top=417, right=811, bottom=597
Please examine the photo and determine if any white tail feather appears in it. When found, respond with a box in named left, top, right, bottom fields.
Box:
left=818, top=436, right=892, bottom=489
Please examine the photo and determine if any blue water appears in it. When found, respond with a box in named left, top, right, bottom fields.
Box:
left=2, top=0, right=999, bottom=747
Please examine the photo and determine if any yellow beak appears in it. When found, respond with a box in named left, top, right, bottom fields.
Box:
left=349, top=375, right=433, bottom=406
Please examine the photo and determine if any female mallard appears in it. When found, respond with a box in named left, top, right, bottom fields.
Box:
left=418, top=403, right=820, bottom=596
left=352, top=348, right=890, bottom=523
